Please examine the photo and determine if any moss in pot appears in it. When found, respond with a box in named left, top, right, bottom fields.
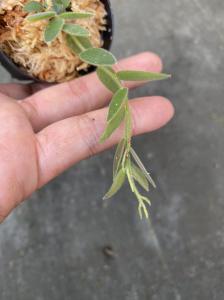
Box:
left=0, top=0, right=113, bottom=82
left=0, top=0, right=171, bottom=218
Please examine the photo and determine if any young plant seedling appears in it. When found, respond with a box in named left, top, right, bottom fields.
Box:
left=24, top=0, right=171, bottom=219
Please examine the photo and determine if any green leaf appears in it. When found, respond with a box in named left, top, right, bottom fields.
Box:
left=63, top=24, right=90, bottom=37
left=126, top=157, right=151, bottom=219
left=97, top=66, right=121, bottom=93
left=26, top=11, right=56, bottom=22
left=131, top=163, right=149, bottom=192
left=113, top=139, right=126, bottom=178
left=79, top=48, right=117, bottom=66
left=59, top=11, right=94, bottom=19
left=117, top=70, right=171, bottom=81
left=44, top=17, right=65, bottom=43
left=52, top=0, right=64, bottom=14
left=54, top=5, right=64, bottom=14
left=103, top=169, right=126, bottom=200
left=124, top=104, right=132, bottom=142
left=66, top=35, right=92, bottom=55
left=100, top=105, right=125, bottom=142
left=130, top=148, right=156, bottom=188
left=108, top=88, right=128, bottom=122
left=24, top=1, right=44, bottom=13
left=43, top=1, right=48, bottom=9
left=61, top=0, right=71, bottom=8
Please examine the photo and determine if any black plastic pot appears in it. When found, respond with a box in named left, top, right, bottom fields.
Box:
left=0, top=0, right=113, bottom=82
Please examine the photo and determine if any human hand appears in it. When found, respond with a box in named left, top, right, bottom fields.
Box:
left=0, top=52, right=174, bottom=223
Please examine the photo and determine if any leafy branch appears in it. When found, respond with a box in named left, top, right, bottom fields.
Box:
left=24, top=0, right=171, bottom=219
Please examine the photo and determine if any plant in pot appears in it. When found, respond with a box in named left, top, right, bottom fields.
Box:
left=0, top=0, right=170, bottom=218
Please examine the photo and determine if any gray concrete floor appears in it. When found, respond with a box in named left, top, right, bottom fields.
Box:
left=1, top=0, right=224, bottom=299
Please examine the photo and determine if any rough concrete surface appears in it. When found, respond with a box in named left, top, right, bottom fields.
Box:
left=0, top=0, right=224, bottom=299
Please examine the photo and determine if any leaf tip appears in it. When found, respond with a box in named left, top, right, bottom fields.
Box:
left=103, top=194, right=109, bottom=200
left=165, top=73, right=172, bottom=79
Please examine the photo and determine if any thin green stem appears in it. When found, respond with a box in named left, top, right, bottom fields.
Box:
left=25, top=3, right=158, bottom=218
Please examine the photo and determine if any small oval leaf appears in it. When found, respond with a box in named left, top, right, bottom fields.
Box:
left=108, top=87, right=128, bottom=121
left=100, top=105, right=125, bottom=142
left=63, top=24, right=90, bottom=37
left=131, top=163, right=149, bottom=192
left=26, top=11, right=56, bottom=22
left=103, top=169, right=126, bottom=200
left=24, top=1, right=44, bottom=13
left=113, top=139, right=126, bottom=178
left=124, top=104, right=132, bottom=142
left=61, top=0, right=71, bottom=8
left=66, top=35, right=92, bottom=54
left=97, top=66, right=121, bottom=93
left=117, top=70, right=171, bottom=81
left=53, top=4, right=64, bottom=14
left=130, top=148, right=156, bottom=188
left=80, top=48, right=117, bottom=66
left=44, top=17, right=65, bottom=43
left=59, top=11, right=94, bottom=19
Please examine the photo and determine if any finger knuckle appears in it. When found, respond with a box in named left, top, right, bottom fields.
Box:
left=76, top=114, right=101, bottom=157
left=67, top=78, right=92, bottom=113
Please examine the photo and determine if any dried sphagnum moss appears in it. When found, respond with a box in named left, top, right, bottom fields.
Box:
left=0, top=1, right=171, bottom=219
left=0, top=0, right=107, bottom=82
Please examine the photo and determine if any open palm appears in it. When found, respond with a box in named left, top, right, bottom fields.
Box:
left=0, top=52, right=174, bottom=222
